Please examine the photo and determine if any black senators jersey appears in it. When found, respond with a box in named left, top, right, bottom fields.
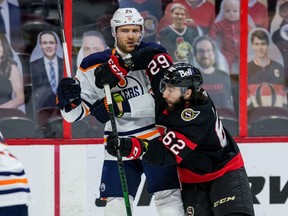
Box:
left=142, top=53, right=244, bottom=183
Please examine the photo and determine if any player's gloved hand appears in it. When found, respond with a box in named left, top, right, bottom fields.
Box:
left=106, top=134, right=148, bottom=159
left=108, top=54, right=129, bottom=78
left=56, top=78, right=81, bottom=112
left=94, top=63, right=119, bottom=89
left=94, top=55, right=129, bottom=89
left=90, top=93, right=130, bottom=123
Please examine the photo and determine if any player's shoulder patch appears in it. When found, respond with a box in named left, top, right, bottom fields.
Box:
left=181, top=108, right=200, bottom=121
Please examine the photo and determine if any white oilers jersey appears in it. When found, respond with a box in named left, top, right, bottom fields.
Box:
left=60, top=46, right=160, bottom=160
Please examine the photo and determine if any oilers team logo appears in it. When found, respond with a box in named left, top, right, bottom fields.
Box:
left=181, top=108, right=200, bottom=121
left=116, top=75, right=145, bottom=100
left=118, top=77, right=128, bottom=88
left=100, top=183, right=106, bottom=192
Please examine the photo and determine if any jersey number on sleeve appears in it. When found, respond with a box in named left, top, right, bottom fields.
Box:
left=215, top=110, right=228, bottom=147
left=162, top=131, right=185, bottom=155
left=147, top=54, right=172, bottom=76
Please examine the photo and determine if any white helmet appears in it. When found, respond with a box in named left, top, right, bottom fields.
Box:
left=110, top=8, right=144, bottom=37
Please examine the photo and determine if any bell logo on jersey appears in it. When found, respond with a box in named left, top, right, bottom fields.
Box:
left=181, top=108, right=200, bottom=121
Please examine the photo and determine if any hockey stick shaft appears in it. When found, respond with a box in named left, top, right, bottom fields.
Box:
left=104, top=84, right=132, bottom=216
left=56, top=0, right=72, bottom=78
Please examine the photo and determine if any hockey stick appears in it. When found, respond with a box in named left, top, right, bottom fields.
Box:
left=104, top=84, right=132, bottom=216
left=56, top=0, right=72, bottom=78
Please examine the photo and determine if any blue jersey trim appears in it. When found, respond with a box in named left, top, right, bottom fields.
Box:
left=0, top=170, right=25, bottom=176
left=0, top=188, right=30, bottom=195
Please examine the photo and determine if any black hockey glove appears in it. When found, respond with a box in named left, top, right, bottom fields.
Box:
left=57, top=78, right=81, bottom=112
left=94, top=55, right=129, bottom=89
left=90, top=93, right=130, bottom=123
left=106, top=134, right=148, bottom=159
left=94, top=63, right=119, bottom=89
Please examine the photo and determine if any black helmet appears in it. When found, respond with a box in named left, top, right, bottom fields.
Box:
left=161, top=63, right=203, bottom=90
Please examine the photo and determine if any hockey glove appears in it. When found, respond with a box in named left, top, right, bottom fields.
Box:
left=108, top=55, right=129, bottom=78
left=94, top=55, right=129, bottom=89
left=56, top=78, right=81, bottom=112
left=94, top=63, right=119, bottom=89
left=106, top=134, right=148, bottom=159
left=89, top=93, right=130, bottom=123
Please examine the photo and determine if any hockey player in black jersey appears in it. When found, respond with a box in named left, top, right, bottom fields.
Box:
left=105, top=62, right=255, bottom=215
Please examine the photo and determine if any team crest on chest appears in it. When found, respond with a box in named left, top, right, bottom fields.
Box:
left=115, top=75, right=145, bottom=100
left=181, top=108, right=200, bottom=121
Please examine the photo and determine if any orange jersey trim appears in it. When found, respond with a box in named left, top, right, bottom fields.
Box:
left=80, top=63, right=101, bottom=73
left=0, top=178, right=28, bottom=185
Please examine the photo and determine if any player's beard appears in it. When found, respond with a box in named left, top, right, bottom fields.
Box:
left=165, top=97, right=186, bottom=113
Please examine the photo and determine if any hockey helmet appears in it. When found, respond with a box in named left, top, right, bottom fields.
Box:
left=161, top=63, right=203, bottom=93
left=110, top=8, right=144, bottom=37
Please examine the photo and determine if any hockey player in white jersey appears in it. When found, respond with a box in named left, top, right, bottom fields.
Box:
left=56, top=8, right=185, bottom=216
left=0, top=131, right=33, bottom=215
